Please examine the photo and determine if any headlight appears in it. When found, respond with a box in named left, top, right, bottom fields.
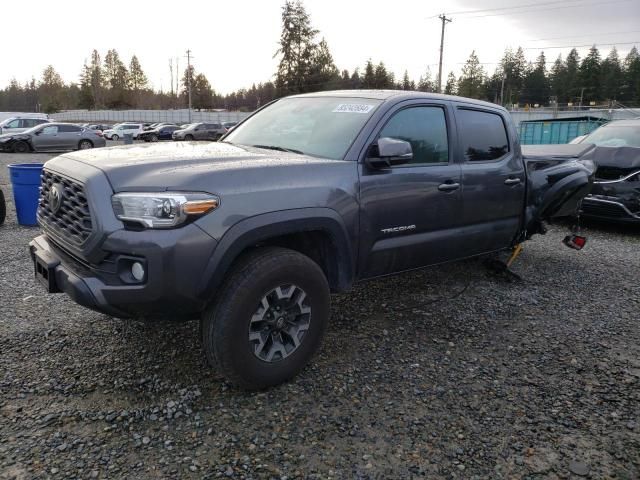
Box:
left=111, top=192, right=220, bottom=228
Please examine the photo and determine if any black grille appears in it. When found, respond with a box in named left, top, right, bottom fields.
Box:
left=595, top=166, right=632, bottom=181
left=38, top=170, right=93, bottom=246
left=581, top=200, right=630, bottom=218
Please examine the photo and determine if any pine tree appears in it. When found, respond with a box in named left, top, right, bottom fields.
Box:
left=622, top=46, right=640, bottom=103
left=549, top=54, right=568, bottom=103
left=579, top=46, right=602, bottom=103
left=192, top=73, right=213, bottom=109
left=401, top=70, right=411, bottom=90
left=103, top=49, right=129, bottom=107
left=444, top=72, right=457, bottom=95
left=362, top=60, right=375, bottom=88
left=565, top=48, right=581, bottom=103
left=39, top=65, right=65, bottom=113
left=374, top=62, right=394, bottom=88
left=417, top=68, right=434, bottom=92
left=89, top=50, right=104, bottom=108
left=274, top=0, right=319, bottom=95
left=600, top=48, right=622, bottom=102
left=521, top=52, right=550, bottom=105
left=308, top=38, right=339, bottom=90
left=129, top=56, right=148, bottom=91
left=457, top=51, right=486, bottom=99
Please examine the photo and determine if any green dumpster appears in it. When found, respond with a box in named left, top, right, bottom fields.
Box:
left=519, top=117, right=607, bottom=145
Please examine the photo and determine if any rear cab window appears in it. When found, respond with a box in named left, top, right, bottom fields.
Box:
left=456, top=108, right=510, bottom=162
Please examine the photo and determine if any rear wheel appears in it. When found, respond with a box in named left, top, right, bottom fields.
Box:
left=0, top=188, right=6, bottom=225
left=111, top=134, right=119, bottom=141
left=13, top=141, right=29, bottom=153
left=201, top=247, right=330, bottom=390
left=78, top=139, right=93, bottom=150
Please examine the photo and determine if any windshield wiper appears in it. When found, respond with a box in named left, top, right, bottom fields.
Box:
left=251, top=144, right=305, bottom=154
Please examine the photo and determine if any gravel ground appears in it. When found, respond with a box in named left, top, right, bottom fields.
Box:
left=1, top=150, right=639, bottom=479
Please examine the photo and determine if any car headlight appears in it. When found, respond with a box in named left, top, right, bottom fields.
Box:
left=111, top=192, right=220, bottom=228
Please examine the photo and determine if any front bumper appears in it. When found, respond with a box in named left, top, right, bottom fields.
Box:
left=29, top=224, right=218, bottom=320
left=581, top=196, right=640, bottom=223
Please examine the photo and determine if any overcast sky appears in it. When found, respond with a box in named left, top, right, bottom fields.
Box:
left=2, top=0, right=639, bottom=94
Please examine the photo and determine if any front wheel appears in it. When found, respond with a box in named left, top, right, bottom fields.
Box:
left=150, top=134, right=158, bottom=142
left=201, top=247, right=330, bottom=390
left=111, top=134, right=119, bottom=141
left=185, top=134, right=194, bottom=141
left=13, top=141, right=29, bottom=153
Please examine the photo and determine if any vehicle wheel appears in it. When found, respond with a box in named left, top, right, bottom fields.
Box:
left=201, top=247, right=330, bottom=390
left=150, top=134, right=158, bottom=142
left=78, top=140, right=93, bottom=150
left=13, top=141, right=29, bottom=153
left=112, top=134, right=119, bottom=141
left=185, top=134, right=194, bottom=141
left=0, top=188, right=5, bottom=226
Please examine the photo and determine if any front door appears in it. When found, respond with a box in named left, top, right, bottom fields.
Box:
left=358, top=102, right=464, bottom=278
left=31, top=125, right=59, bottom=150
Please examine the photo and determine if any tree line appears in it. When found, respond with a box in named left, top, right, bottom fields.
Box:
left=1, top=0, right=639, bottom=114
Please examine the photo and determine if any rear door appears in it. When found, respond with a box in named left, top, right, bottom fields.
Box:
left=358, top=101, right=464, bottom=278
left=57, top=124, right=83, bottom=149
left=454, top=106, right=526, bottom=254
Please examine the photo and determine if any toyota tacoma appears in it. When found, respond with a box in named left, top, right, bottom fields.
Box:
left=30, top=91, right=595, bottom=389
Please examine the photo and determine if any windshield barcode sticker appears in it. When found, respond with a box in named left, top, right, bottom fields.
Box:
left=332, top=104, right=375, bottom=114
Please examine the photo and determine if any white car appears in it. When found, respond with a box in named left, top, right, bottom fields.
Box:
left=0, top=116, right=50, bottom=135
left=103, top=123, right=144, bottom=140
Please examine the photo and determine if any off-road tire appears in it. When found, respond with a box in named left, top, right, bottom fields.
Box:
left=0, top=188, right=6, bottom=225
left=13, top=141, right=29, bottom=153
left=201, top=247, right=330, bottom=390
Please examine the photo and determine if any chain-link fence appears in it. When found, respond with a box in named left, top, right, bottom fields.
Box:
left=51, top=109, right=252, bottom=124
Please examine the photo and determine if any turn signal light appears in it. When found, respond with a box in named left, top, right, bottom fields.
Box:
left=183, top=199, right=219, bottom=215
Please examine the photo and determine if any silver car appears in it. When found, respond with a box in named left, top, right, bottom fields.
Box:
left=0, top=123, right=106, bottom=153
left=172, top=122, right=227, bottom=141
left=0, top=116, right=50, bottom=135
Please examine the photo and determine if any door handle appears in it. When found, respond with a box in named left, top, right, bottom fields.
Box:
left=504, top=177, right=521, bottom=186
left=438, top=182, right=460, bottom=192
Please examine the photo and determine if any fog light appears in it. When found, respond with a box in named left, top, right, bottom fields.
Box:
left=131, top=262, right=145, bottom=281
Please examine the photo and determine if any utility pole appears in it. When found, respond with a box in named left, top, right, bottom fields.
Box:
left=186, top=50, right=193, bottom=122
left=169, top=58, right=174, bottom=98
left=500, top=73, right=506, bottom=106
left=437, top=14, right=452, bottom=94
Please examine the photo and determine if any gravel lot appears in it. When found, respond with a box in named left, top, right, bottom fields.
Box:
left=1, top=149, right=639, bottom=479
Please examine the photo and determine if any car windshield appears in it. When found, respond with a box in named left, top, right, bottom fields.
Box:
left=224, top=96, right=383, bottom=159
left=580, top=123, right=640, bottom=148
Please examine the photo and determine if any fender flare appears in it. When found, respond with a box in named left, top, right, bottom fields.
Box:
left=196, top=208, right=355, bottom=300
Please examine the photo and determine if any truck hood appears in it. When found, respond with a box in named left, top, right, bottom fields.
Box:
left=54, top=141, right=343, bottom=192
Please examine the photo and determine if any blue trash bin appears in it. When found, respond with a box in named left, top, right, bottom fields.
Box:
left=8, top=163, right=44, bottom=226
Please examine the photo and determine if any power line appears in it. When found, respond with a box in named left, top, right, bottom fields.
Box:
left=457, top=0, right=632, bottom=20
left=445, top=0, right=582, bottom=16
left=523, top=40, right=640, bottom=50
left=525, top=29, right=640, bottom=43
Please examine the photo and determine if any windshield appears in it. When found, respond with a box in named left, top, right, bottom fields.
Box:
left=580, top=123, right=640, bottom=148
left=224, top=96, right=383, bottom=159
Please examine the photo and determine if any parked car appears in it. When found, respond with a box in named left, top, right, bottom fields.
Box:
left=573, top=119, right=640, bottom=223
left=138, top=125, right=180, bottom=142
left=0, top=187, right=5, bottom=225
left=172, top=122, right=226, bottom=141
left=0, top=116, right=50, bottom=135
left=29, top=91, right=594, bottom=389
left=0, top=123, right=106, bottom=152
left=85, top=124, right=113, bottom=132
left=223, top=121, right=238, bottom=131
left=0, top=112, right=48, bottom=124
left=103, top=123, right=144, bottom=140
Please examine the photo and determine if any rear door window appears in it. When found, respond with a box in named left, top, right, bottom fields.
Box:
left=58, top=125, right=82, bottom=133
left=457, top=108, right=510, bottom=162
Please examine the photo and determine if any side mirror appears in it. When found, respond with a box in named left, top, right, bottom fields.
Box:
left=34, top=130, right=42, bottom=135
left=365, top=137, right=413, bottom=169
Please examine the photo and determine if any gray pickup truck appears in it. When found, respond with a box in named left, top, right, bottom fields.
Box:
left=29, top=91, right=594, bottom=389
